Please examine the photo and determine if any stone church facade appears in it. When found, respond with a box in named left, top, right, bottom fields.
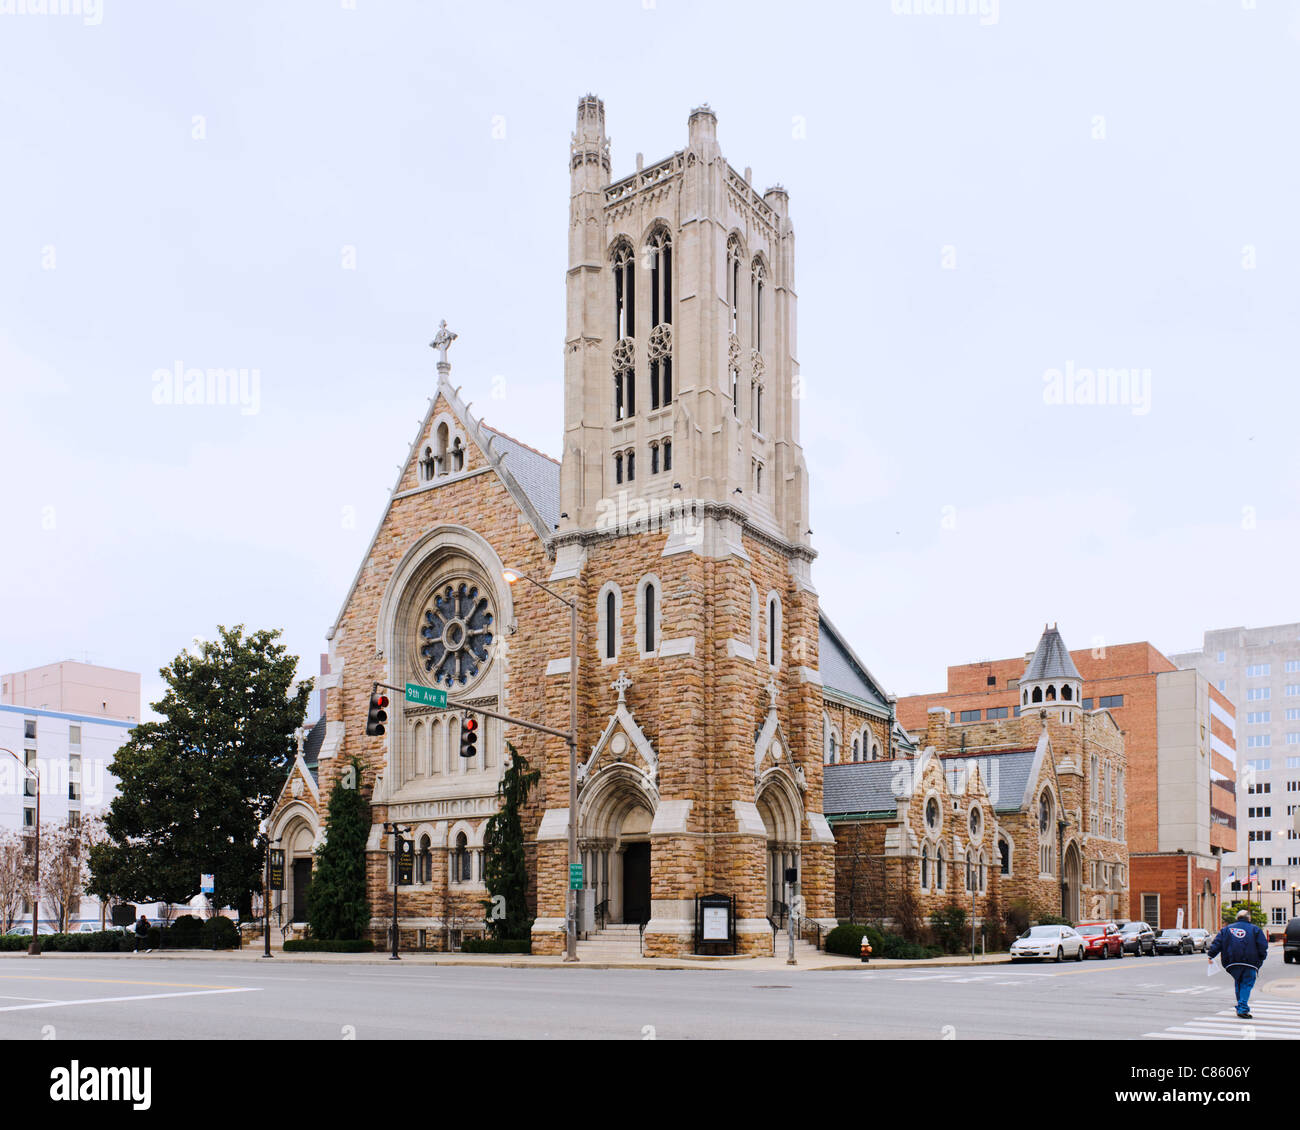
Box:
left=826, top=626, right=1131, bottom=930
left=268, top=97, right=915, bottom=956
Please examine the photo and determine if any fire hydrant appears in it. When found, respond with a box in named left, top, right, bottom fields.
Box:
left=860, top=935, right=872, bottom=963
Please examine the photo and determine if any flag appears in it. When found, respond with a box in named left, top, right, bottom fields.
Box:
left=1227, top=869, right=1236, bottom=883
left=1249, top=866, right=1258, bottom=884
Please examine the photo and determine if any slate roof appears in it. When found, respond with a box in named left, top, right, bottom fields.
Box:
left=819, top=615, right=891, bottom=716
left=483, top=426, right=561, bottom=533
left=823, top=760, right=901, bottom=817
left=1022, top=624, right=1082, bottom=682
left=301, top=715, right=325, bottom=781
left=941, top=747, right=1040, bottom=813
left=826, top=744, right=1041, bottom=820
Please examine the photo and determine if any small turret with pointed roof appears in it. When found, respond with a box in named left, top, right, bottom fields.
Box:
left=1019, top=623, right=1084, bottom=722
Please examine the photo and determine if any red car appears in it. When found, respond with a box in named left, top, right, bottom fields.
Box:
left=1075, top=921, right=1125, bottom=959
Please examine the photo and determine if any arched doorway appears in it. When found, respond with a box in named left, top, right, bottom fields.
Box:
left=578, top=764, right=657, bottom=925
left=757, top=772, right=802, bottom=919
left=1063, top=842, right=1082, bottom=923
left=283, top=817, right=316, bottom=924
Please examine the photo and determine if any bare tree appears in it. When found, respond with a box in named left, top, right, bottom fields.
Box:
left=79, top=815, right=109, bottom=927
left=0, top=830, right=29, bottom=933
left=41, top=820, right=90, bottom=933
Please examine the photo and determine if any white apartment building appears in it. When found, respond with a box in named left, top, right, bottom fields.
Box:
left=1172, top=624, right=1300, bottom=929
left=0, top=662, right=137, bottom=929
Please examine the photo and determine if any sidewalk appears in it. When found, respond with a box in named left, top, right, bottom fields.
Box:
left=1, top=946, right=1014, bottom=973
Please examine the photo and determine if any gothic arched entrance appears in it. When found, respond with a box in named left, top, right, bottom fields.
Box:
left=578, top=764, right=657, bottom=925
left=757, top=772, right=802, bottom=919
left=1063, top=841, right=1082, bottom=923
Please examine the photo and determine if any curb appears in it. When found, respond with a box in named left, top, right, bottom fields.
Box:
left=0, top=949, right=1013, bottom=972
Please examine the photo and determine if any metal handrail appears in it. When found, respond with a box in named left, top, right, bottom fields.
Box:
left=638, top=920, right=646, bottom=957
left=792, top=913, right=825, bottom=951
left=594, top=898, right=610, bottom=933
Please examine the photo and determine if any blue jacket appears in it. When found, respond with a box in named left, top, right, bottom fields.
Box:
left=1208, top=920, right=1267, bottom=970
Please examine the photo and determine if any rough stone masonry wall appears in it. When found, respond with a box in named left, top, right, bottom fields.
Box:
left=538, top=522, right=826, bottom=957
left=318, top=393, right=561, bottom=950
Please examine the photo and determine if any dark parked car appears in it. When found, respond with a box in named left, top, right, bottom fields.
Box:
left=1284, top=917, right=1300, bottom=964
left=1119, top=921, right=1157, bottom=956
left=1155, top=928, right=1194, bottom=955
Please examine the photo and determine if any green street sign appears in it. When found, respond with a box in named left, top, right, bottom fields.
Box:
left=405, top=683, right=448, bottom=708
left=569, top=863, right=584, bottom=891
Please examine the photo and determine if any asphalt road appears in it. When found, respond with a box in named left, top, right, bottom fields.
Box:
left=0, top=950, right=1294, bottom=1040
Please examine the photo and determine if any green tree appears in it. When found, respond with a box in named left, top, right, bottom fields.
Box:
left=89, top=625, right=310, bottom=917
left=481, top=744, right=540, bottom=941
left=308, top=759, right=371, bottom=941
left=1221, top=899, right=1266, bottom=926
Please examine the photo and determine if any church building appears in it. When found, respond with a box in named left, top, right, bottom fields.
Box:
left=268, top=97, right=908, bottom=956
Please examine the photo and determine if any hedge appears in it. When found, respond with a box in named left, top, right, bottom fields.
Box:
left=1, top=931, right=135, bottom=953
left=283, top=939, right=375, bottom=953
left=460, top=938, right=531, bottom=954
left=826, top=923, right=879, bottom=957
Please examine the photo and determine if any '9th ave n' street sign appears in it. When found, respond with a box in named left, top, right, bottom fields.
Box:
left=405, top=683, right=448, bottom=708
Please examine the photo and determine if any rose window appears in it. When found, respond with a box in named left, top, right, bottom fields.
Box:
left=420, top=582, right=494, bottom=687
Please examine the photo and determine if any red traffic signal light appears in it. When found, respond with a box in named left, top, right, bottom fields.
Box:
left=366, top=692, right=389, bottom=737
left=459, top=714, right=479, bottom=758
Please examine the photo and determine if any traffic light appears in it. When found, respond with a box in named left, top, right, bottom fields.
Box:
left=366, top=691, right=389, bottom=736
left=459, top=714, right=479, bottom=759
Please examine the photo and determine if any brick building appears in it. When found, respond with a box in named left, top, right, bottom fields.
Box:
left=827, top=626, right=1129, bottom=930
left=267, top=98, right=901, bottom=956
left=897, top=629, right=1235, bottom=930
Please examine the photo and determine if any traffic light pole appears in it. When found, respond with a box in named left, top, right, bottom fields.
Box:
left=370, top=682, right=572, bottom=742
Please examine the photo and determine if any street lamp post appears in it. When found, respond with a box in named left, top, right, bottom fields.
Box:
left=503, top=566, right=579, bottom=963
left=258, top=821, right=280, bottom=959
left=386, top=821, right=410, bottom=960
left=2, top=748, right=40, bottom=956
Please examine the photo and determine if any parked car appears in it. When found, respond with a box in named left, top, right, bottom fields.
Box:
left=1282, top=917, right=1300, bottom=964
left=1187, top=928, right=1212, bottom=953
left=1119, top=921, right=1157, bottom=956
left=1075, top=921, right=1125, bottom=959
left=4, top=924, right=55, bottom=936
left=1155, top=928, right=1194, bottom=955
left=1010, top=925, right=1086, bottom=962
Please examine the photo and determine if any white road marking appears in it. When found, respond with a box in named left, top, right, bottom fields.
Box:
left=1143, top=998, right=1300, bottom=1040
left=0, top=987, right=259, bottom=1013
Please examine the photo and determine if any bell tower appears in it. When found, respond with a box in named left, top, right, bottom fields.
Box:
left=559, top=97, right=812, bottom=560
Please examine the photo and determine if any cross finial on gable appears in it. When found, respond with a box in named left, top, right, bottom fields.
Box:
left=430, top=319, right=458, bottom=374
left=612, top=670, right=632, bottom=704
left=294, top=727, right=306, bottom=756
left=765, top=678, right=778, bottom=709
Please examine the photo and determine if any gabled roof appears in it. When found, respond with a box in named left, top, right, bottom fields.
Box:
left=1022, top=624, right=1082, bottom=683
left=823, top=761, right=901, bottom=817
left=819, top=614, right=892, bottom=717
left=940, top=733, right=1049, bottom=813
left=327, top=370, right=560, bottom=639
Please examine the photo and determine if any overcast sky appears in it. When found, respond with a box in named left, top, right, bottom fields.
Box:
left=2, top=0, right=1298, bottom=719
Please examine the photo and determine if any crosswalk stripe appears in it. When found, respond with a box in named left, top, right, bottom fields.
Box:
left=1144, top=1031, right=1234, bottom=1040
left=1172, top=1023, right=1300, bottom=1037
left=1142, top=995, right=1300, bottom=1039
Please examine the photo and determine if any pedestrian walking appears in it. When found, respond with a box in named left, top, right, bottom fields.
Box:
left=1207, top=909, right=1268, bottom=1019
left=134, top=914, right=152, bottom=954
